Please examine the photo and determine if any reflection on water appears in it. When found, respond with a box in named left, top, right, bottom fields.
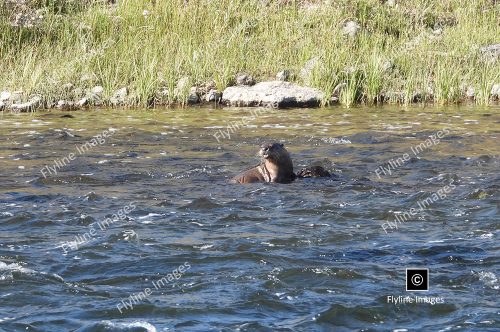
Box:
left=0, top=105, right=499, bottom=331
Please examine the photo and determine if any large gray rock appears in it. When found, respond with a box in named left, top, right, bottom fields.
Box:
left=222, top=81, right=324, bottom=108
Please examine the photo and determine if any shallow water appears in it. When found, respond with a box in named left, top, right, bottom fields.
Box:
left=0, top=105, right=499, bottom=331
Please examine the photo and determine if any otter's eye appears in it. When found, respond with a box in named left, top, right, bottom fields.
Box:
left=280, top=143, right=284, bottom=147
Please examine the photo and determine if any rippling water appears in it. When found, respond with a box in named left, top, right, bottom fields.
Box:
left=0, top=106, right=498, bottom=331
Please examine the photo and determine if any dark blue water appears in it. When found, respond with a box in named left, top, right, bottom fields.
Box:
left=0, top=106, right=498, bottom=331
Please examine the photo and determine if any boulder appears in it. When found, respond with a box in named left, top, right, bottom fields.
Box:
left=222, top=81, right=324, bottom=108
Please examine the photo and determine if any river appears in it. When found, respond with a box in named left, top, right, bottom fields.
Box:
left=0, top=105, right=498, bottom=331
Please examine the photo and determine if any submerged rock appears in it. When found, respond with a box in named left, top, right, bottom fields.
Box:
left=222, top=81, right=324, bottom=108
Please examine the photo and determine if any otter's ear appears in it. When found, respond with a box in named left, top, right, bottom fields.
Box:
left=280, top=143, right=284, bottom=147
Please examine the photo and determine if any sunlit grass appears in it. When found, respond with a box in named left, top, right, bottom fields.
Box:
left=0, top=0, right=498, bottom=107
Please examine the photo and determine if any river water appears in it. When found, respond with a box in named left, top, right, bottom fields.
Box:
left=0, top=105, right=498, bottom=331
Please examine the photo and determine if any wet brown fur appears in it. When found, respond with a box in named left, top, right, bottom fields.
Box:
left=230, top=143, right=295, bottom=184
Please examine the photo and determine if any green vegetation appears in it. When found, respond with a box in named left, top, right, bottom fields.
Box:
left=0, top=0, right=498, bottom=107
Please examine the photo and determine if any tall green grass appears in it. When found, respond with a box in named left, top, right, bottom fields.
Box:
left=0, top=0, right=498, bottom=107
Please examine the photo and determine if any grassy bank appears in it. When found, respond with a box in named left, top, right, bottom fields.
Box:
left=0, top=0, right=499, bottom=108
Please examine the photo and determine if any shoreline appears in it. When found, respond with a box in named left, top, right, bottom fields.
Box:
left=1, top=1, right=499, bottom=110
left=1, top=78, right=499, bottom=113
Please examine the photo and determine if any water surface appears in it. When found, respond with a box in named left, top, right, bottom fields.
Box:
left=0, top=105, right=499, bottom=331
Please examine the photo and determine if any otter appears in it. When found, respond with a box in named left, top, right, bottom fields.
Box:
left=230, top=142, right=295, bottom=184
left=230, top=142, right=330, bottom=184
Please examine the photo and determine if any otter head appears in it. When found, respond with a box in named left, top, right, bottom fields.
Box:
left=259, top=142, right=288, bottom=162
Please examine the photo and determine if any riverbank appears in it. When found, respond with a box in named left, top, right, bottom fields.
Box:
left=0, top=0, right=499, bottom=110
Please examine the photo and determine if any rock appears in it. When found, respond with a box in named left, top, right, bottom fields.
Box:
left=343, top=21, right=361, bottom=37
left=188, top=87, right=200, bottom=104
left=174, top=77, right=190, bottom=97
left=491, top=84, right=500, bottom=99
left=57, top=100, right=75, bottom=110
left=432, top=27, right=443, bottom=36
left=221, top=81, right=324, bottom=108
left=465, top=86, right=475, bottom=99
left=332, top=83, right=347, bottom=98
left=382, top=60, right=395, bottom=72
left=197, top=80, right=217, bottom=95
left=76, top=98, right=89, bottom=107
left=110, top=87, right=128, bottom=105
left=73, top=87, right=84, bottom=98
left=300, top=57, right=320, bottom=85
left=62, top=83, right=74, bottom=91
left=206, top=89, right=221, bottom=102
left=0, top=91, right=11, bottom=102
left=10, top=95, right=42, bottom=112
left=276, top=70, right=291, bottom=82
left=91, top=86, right=104, bottom=96
left=385, top=0, right=396, bottom=6
left=480, top=44, right=500, bottom=61
left=80, top=74, right=92, bottom=82
left=236, top=74, right=255, bottom=86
